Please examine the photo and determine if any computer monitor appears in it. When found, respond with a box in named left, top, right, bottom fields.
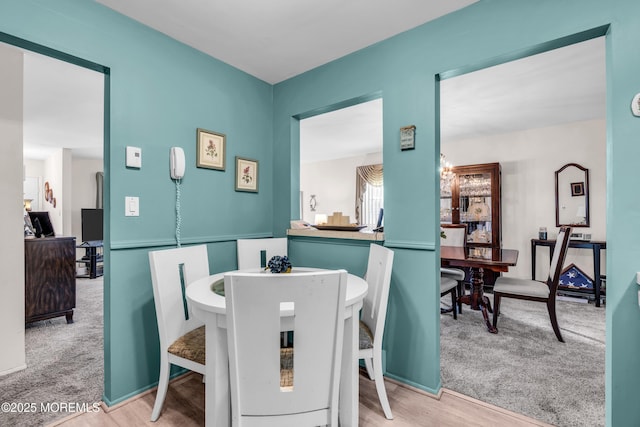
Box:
left=28, top=211, right=55, bottom=238
left=374, top=208, right=384, bottom=231
left=81, top=208, right=103, bottom=243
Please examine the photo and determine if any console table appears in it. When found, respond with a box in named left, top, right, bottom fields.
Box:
left=531, top=238, right=606, bottom=307
left=25, top=236, right=76, bottom=323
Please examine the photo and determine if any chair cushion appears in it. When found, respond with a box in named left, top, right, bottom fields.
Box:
left=280, top=347, right=293, bottom=389
left=168, top=325, right=205, bottom=365
left=494, top=277, right=550, bottom=299
left=359, top=320, right=374, bottom=350
left=440, top=276, right=458, bottom=293
left=441, top=268, right=465, bottom=282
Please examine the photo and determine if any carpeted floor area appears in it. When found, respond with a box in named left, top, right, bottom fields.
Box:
left=0, top=278, right=103, bottom=427
left=441, top=293, right=605, bottom=427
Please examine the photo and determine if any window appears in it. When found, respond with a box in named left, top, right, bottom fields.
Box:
left=356, top=164, right=383, bottom=227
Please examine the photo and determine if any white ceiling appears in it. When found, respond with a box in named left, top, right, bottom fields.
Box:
left=22, top=51, right=104, bottom=160
left=301, top=37, right=605, bottom=163
left=18, top=2, right=605, bottom=163
left=96, top=0, right=478, bottom=84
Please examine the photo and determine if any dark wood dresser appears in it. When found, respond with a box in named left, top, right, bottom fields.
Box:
left=25, top=236, right=76, bottom=324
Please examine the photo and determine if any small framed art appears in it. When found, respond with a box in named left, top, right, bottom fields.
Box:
left=400, top=125, right=416, bottom=150
left=235, top=157, right=258, bottom=192
left=571, top=182, right=585, bottom=197
left=196, top=128, right=226, bottom=170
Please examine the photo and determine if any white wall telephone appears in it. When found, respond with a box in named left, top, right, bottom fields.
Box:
left=170, top=147, right=185, bottom=179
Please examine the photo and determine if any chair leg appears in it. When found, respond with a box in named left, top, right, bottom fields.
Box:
left=363, top=357, right=374, bottom=380
left=547, top=300, right=565, bottom=343
left=372, top=350, right=393, bottom=419
left=151, top=358, right=171, bottom=421
left=492, top=294, right=501, bottom=328
left=451, top=287, right=457, bottom=320
left=457, top=282, right=464, bottom=314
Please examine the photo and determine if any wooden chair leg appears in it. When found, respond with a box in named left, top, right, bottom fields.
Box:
left=547, top=300, right=565, bottom=343
left=492, top=293, right=501, bottom=328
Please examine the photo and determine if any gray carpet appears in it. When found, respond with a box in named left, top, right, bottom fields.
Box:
left=441, top=294, right=605, bottom=427
left=0, top=278, right=103, bottom=427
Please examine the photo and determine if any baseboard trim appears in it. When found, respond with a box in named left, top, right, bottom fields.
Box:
left=47, top=372, right=198, bottom=426
left=441, top=388, right=555, bottom=427
left=383, top=373, right=443, bottom=400
left=0, top=363, right=27, bottom=377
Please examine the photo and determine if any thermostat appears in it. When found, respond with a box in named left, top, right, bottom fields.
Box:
left=631, top=93, right=640, bottom=117
left=126, top=146, right=142, bottom=168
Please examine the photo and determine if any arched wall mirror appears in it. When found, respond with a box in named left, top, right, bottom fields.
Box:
left=555, top=163, right=590, bottom=227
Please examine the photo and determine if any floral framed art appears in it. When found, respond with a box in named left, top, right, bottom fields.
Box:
left=235, top=157, right=258, bottom=192
left=196, top=128, right=226, bottom=170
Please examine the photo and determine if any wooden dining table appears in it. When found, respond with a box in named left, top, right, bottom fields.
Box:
left=441, top=246, right=519, bottom=333
left=185, top=267, right=368, bottom=427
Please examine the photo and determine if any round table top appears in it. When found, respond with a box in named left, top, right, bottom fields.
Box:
left=186, top=267, right=368, bottom=316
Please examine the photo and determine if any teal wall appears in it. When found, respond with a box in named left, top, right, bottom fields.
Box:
left=4, top=0, right=640, bottom=425
left=0, top=0, right=273, bottom=405
left=273, top=1, right=640, bottom=425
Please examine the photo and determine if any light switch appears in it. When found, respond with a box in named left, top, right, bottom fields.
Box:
left=126, top=146, right=142, bottom=168
left=125, top=196, right=139, bottom=217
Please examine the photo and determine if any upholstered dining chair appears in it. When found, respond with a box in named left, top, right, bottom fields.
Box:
left=440, top=223, right=468, bottom=314
left=440, top=275, right=459, bottom=320
left=492, top=226, right=572, bottom=342
left=225, top=269, right=347, bottom=427
left=236, top=237, right=288, bottom=270
left=148, top=244, right=210, bottom=422
left=359, top=243, right=395, bottom=419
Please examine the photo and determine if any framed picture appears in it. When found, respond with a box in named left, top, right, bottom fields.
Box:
left=196, top=128, right=226, bottom=170
left=571, top=182, right=585, bottom=197
left=235, top=157, right=258, bottom=192
left=400, top=125, right=416, bottom=151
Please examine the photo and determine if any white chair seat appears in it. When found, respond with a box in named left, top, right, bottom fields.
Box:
left=440, top=276, right=458, bottom=293
left=493, top=277, right=550, bottom=299
left=441, top=267, right=465, bottom=282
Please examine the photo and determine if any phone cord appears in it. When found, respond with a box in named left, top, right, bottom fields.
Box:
left=175, top=178, right=182, bottom=247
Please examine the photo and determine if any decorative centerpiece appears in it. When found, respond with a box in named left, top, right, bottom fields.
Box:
left=266, top=255, right=292, bottom=273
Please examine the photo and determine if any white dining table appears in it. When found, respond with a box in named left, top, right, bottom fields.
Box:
left=186, top=267, right=368, bottom=427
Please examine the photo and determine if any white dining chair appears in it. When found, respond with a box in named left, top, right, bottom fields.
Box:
left=225, top=269, right=347, bottom=427
left=148, top=244, right=210, bottom=422
left=237, top=237, right=291, bottom=345
left=359, top=243, right=395, bottom=419
left=236, top=237, right=288, bottom=269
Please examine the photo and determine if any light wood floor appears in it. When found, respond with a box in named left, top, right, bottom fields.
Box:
left=51, top=370, right=552, bottom=427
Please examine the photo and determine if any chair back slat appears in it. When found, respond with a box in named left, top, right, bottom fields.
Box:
left=225, top=270, right=347, bottom=425
left=237, top=238, right=288, bottom=270
left=361, top=244, right=394, bottom=344
left=148, top=245, right=209, bottom=352
left=548, top=226, right=572, bottom=292
left=440, top=224, right=468, bottom=247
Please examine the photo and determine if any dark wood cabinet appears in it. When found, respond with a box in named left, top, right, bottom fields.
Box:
left=25, top=236, right=76, bottom=324
left=440, top=162, right=502, bottom=248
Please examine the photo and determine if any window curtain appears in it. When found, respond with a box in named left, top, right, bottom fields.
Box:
left=355, top=164, right=383, bottom=223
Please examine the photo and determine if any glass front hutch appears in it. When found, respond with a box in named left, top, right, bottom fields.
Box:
left=440, top=162, right=501, bottom=248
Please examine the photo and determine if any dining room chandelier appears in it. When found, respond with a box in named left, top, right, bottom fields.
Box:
left=440, top=153, right=454, bottom=181
left=440, top=153, right=455, bottom=198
